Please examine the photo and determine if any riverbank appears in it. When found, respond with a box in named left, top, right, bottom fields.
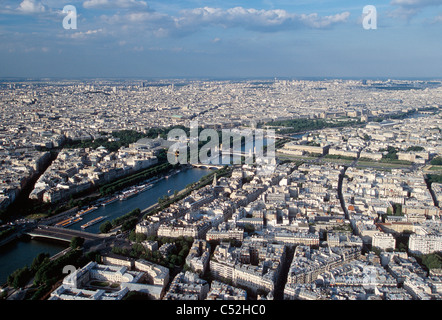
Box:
left=0, top=166, right=214, bottom=287
left=100, top=166, right=230, bottom=233
left=9, top=163, right=183, bottom=234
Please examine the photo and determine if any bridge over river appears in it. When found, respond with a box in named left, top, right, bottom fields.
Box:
left=25, top=226, right=107, bottom=243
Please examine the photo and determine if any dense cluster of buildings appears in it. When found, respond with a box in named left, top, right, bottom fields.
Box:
left=52, top=111, right=442, bottom=300
left=284, top=250, right=442, bottom=300
left=138, top=160, right=442, bottom=300
left=280, top=110, right=441, bottom=162
left=1, top=79, right=442, bottom=300
left=210, top=239, right=286, bottom=295
left=30, top=144, right=157, bottom=203
left=1, top=79, right=440, bottom=210
left=50, top=154, right=442, bottom=300
left=0, top=150, right=51, bottom=210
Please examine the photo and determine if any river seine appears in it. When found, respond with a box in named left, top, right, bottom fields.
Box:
left=0, top=167, right=212, bottom=285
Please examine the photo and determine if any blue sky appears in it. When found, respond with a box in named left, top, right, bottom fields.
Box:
left=1, top=0, right=442, bottom=78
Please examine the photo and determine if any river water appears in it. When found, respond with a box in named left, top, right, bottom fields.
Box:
left=0, top=167, right=212, bottom=285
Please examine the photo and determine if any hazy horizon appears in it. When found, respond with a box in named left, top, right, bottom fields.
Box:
left=1, top=0, right=442, bottom=79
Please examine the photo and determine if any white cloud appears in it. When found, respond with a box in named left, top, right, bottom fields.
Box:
left=391, top=0, right=442, bottom=6
left=431, top=14, right=442, bottom=22
left=46, top=5, right=352, bottom=42
left=174, top=7, right=351, bottom=32
left=83, top=0, right=148, bottom=9
left=70, top=29, right=103, bottom=39
left=390, top=0, right=442, bottom=19
left=126, top=11, right=169, bottom=23
left=298, top=12, right=351, bottom=29
left=111, top=6, right=351, bottom=38
left=17, top=0, right=45, bottom=14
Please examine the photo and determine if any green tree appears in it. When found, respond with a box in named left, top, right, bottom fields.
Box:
left=33, top=249, right=82, bottom=287
left=30, top=284, right=51, bottom=300
left=121, top=217, right=138, bottom=232
left=430, top=157, right=442, bottom=165
left=131, top=243, right=146, bottom=258
left=136, top=232, right=147, bottom=243
left=178, top=246, right=189, bottom=258
left=183, top=263, right=191, bottom=272
left=30, top=253, right=50, bottom=272
left=8, top=266, right=32, bottom=289
left=382, top=146, right=399, bottom=161
left=128, top=230, right=137, bottom=242
left=427, top=174, right=442, bottom=185
left=70, top=237, right=85, bottom=249
left=406, top=146, right=425, bottom=152
left=422, top=253, right=442, bottom=270
left=99, top=220, right=113, bottom=233
left=169, top=254, right=179, bottom=266
left=243, top=223, right=255, bottom=234
left=140, top=249, right=152, bottom=261
left=371, top=246, right=382, bottom=256
left=85, top=251, right=101, bottom=263
left=394, top=203, right=403, bottom=216
left=397, top=242, right=407, bottom=252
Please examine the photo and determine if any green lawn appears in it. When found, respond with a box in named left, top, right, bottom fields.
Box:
left=90, top=281, right=109, bottom=287
left=25, top=213, right=49, bottom=220
left=276, top=152, right=319, bottom=161
left=356, top=160, right=412, bottom=169
left=427, top=165, right=442, bottom=171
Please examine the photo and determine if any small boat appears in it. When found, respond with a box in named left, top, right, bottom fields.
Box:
left=76, top=206, right=98, bottom=217
left=64, top=217, right=83, bottom=227
left=137, top=183, right=153, bottom=193
left=119, top=189, right=138, bottom=201
left=102, top=196, right=118, bottom=206
left=55, top=216, right=83, bottom=228
left=81, top=216, right=107, bottom=229
left=55, top=217, right=72, bottom=227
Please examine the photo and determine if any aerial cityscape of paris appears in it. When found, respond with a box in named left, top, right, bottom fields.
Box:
left=0, top=0, right=441, bottom=313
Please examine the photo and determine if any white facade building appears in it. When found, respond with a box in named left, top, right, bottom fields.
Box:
left=372, top=232, right=396, bottom=250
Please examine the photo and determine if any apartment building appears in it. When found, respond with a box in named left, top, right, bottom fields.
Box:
left=372, top=232, right=396, bottom=250
left=409, top=233, right=442, bottom=255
